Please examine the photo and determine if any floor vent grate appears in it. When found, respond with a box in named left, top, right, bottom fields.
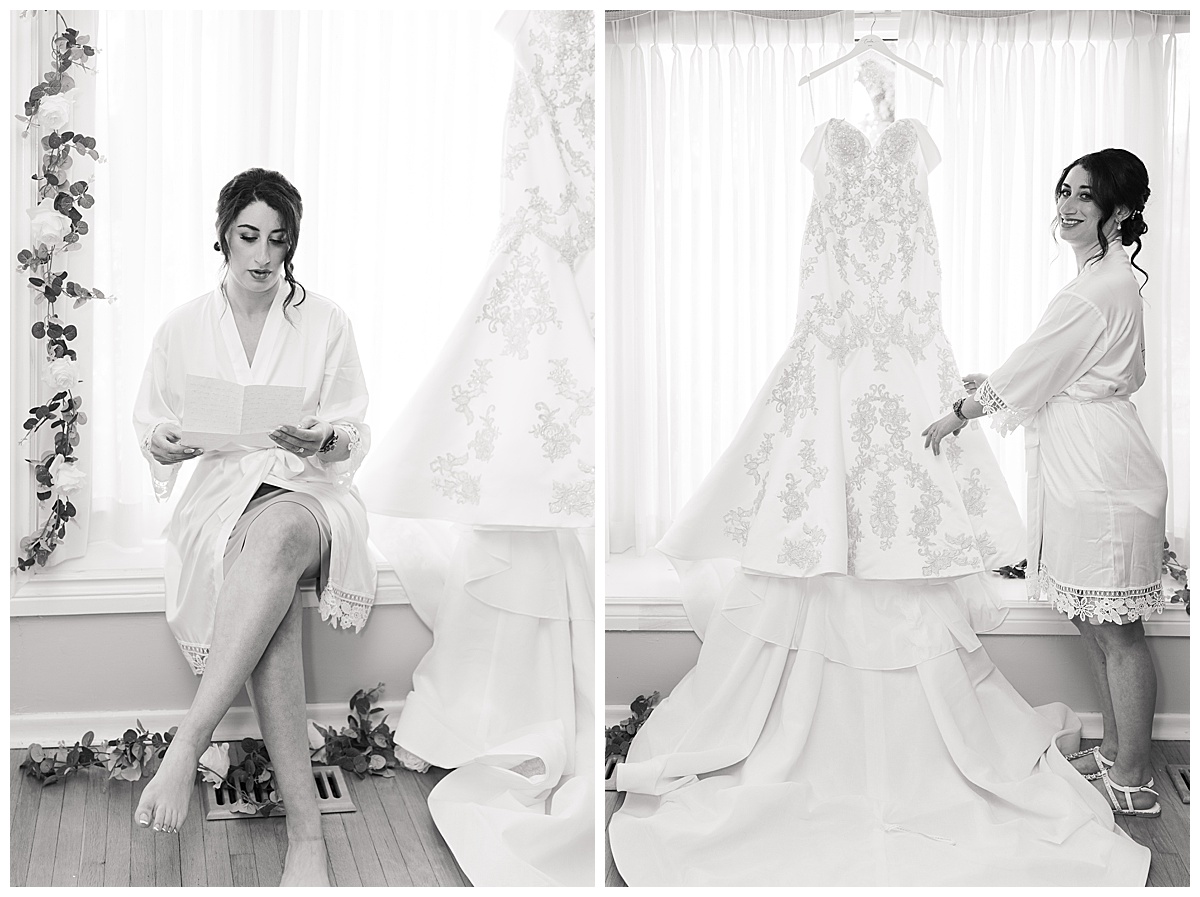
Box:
left=1167, top=764, right=1189, bottom=804
left=201, top=765, right=356, bottom=820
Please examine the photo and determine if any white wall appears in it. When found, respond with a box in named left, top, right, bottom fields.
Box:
left=11, top=598, right=431, bottom=747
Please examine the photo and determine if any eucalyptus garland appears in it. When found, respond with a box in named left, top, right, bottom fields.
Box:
left=20, top=684, right=400, bottom=818
left=14, top=12, right=112, bottom=571
left=604, top=691, right=660, bottom=764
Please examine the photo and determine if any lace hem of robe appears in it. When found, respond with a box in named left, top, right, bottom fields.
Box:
left=318, top=583, right=374, bottom=632
left=976, top=379, right=1025, bottom=437
left=177, top=586, right=373, bottom=676
left=178, top=640, right=210, bottom=676
left=1037, top=563, right=1165, bottom=624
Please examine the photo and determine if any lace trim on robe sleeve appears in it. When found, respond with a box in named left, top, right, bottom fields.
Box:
left=313, top=421, right=367, bottom=488
left=976, top=379, right=1025, bottom=437
left=140, top=421, right=180, bottom=502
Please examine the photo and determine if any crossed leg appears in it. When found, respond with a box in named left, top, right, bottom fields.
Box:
left=247, top=584, right=329, bottom=885
left=135, top=502, right=321, bottom=838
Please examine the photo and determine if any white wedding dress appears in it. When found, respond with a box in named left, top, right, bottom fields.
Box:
left=359, top=10, right=594, bottom=887
left=608, top=118, right=1151, bottom=886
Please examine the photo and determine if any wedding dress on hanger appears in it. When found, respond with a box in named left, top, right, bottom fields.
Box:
left=608, top=110, right=1151, bottom=886
left=359, top=10, right=594, bottom=886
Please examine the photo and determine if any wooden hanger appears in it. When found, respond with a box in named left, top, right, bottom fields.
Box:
left=798, top=32, right=943, bottom=88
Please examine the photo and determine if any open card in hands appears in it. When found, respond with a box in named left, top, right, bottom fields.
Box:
left=181, top=375, right=305, bottom=450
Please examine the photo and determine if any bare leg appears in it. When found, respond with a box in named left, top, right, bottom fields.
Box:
left=1068, top=618, right=1119, bottom=776
left=1090, top=619, right=1157, bottom=810
left=247, top=588, right=329, bottom=886
left=135, top=503, right=320, bottom=833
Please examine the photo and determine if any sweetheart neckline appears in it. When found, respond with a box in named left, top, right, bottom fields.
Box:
left=829, top=117, right=917, bottom=153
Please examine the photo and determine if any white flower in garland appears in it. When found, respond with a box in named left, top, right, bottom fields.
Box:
left=307, top=720, right=327, bottom=759
left=41, top=357, right=79, bottom=391
left=197, top=742, right=231, bottom=788
left=48, top=455, right=87, bottom=495
left=29, top=198, right=73, bottom=247
left=35, top=93, right=72, bottom=131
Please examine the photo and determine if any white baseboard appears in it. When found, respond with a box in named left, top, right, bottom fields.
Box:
left=604, top=704, right=1189, bottom=742
left=10, top=698, right=406, bottom=750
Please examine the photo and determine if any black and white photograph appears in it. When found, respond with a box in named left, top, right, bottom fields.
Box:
left=11, top=8, right=594, bottom=887
left=604, top=9, right=1189, bottom=887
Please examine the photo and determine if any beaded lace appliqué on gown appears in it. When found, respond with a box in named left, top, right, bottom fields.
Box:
left=404, top=10, right=595, bottom=524
left=668, top=117, right=1025, bottom=580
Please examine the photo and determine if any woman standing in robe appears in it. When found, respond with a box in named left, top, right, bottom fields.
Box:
left=925, top=148, right=1167, bottom=818
left=131, top=168, right=375, bottom=886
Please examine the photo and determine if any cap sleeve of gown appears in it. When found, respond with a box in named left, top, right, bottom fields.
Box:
left=801, top=121, right=831, bottom=172
left=495, top=11, right=529, bottom=45
left=911, top=119, right=941, bottom=172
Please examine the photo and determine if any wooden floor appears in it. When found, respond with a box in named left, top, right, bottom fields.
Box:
left=10, top=749, right=469, bottom=887
left=605, top=740, right=1190, bottom=887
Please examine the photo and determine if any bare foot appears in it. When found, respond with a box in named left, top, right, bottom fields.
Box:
left=281, top=837, right=330, bottom=886
left=134, top=745, right=199, bottom=834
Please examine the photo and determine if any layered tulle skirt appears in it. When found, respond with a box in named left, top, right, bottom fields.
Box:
left=373, top=523, right=595, bottom=886
left=609, top=570, right=1150, bottom=886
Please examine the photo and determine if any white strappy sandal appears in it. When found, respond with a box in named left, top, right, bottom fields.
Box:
left=1065, top=746, right=1115, bottom=781
left=1098, top=769, right=1161, bottom=818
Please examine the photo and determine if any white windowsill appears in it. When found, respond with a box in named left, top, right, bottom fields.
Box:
left=10, top=538, right=409, bottom=617
left=605, top=550, right=1191, bottom=638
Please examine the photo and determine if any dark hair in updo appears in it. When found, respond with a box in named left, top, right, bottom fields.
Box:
left=214, top=168, right=307, bottom=312
left=1054, top=148, right=1151, bottom=290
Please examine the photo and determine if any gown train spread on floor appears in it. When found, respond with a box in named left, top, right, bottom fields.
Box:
left=610, top=570, right=1150, bottom=885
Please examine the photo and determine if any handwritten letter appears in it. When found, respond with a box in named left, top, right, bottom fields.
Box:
left=182, top=375, right=305, bottom=449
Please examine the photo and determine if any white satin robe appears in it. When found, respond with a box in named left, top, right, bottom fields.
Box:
left=132, top=283, right=376, bottom=674
left=978, top=247, right=1167, bottom=623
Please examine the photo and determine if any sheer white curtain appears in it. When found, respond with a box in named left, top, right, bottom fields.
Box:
left=606, top=10, right=855, bottom=555
left=899, top=9, right=1190, bottom=561
left=607, top=9, right=1190, bottom=563
left=84, top=10, right=512, bottom=554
